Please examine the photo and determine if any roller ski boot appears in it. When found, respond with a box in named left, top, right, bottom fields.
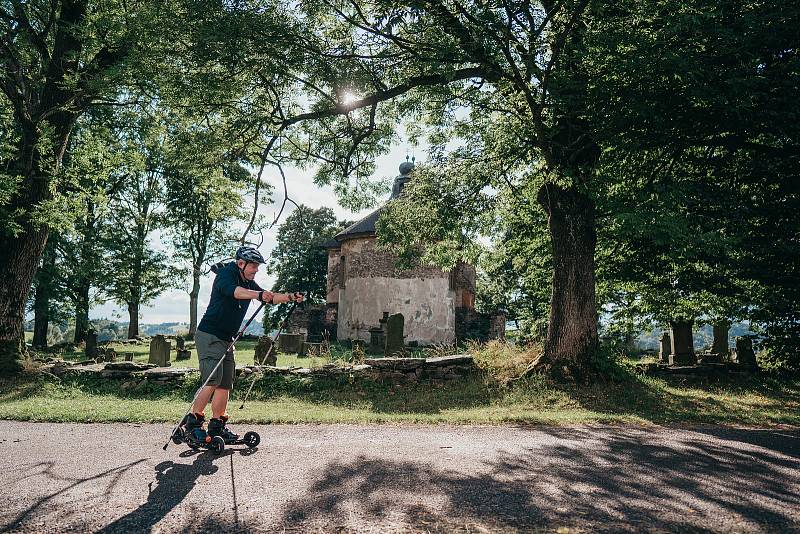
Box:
left=171, top=412, right=226, bottom=454
left=208, top=414, right=260, bottom=448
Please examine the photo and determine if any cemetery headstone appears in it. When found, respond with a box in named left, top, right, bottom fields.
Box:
left=735, top=337, right=758, bottom=369
left=658, top=332, right=671, bottom=364
left=278, top=333, right=304, bottom=354
left=255, top=336, right=276, bottom=365
left=669, top=320, right=697, bottom=365
left=384, top=313, right=405, bottom=357
left=85, top=329, right=99, bottom=361
left=148, top=335, right=171, bottom=367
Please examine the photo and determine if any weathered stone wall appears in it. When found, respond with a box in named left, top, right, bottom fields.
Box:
left=338, top=277, right=455, bottom=344
left=336, top=236, right=457, bottom=344
left=326, top=249, right=342, bottom=303
left=450, top=261, right=476, bottom=309
left=322, top=302, right=338, bottom=341
left=33, top=354, right=479, bottom=386
left=340, top=237, right=447, bottom=280
left=287, top=304, right=327, bottom=341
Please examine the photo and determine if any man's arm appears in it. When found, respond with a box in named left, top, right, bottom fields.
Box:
left=233, top=286, right=274, bottom=302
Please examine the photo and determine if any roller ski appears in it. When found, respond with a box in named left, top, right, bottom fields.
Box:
left=208, top=414, right=260, bottom=448
left=170, top=412, right=227, bottom=454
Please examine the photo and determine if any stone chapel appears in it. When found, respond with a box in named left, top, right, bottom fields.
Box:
left=319, top=158, right=504, bottom=346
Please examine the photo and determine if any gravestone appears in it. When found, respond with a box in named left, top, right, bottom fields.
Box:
left=735, top=337, right=758, bottom=369
left=669, top=320, right=696, bottom=365
left=254, top=336, right=276, bottom=365
left=85, top=329, right=99, bottom=361
left=368, top=326, right=386, bottom=354
left=658, top=332, right=671, bottom=364
left=124, top=353, right=134, bottom=362
left=384, top=313, right=405, bottom=357
left=148, top=335, right=171, bottom=367
left=176, top=336, right=185, bottom=350
left=712, top=323, right=730, bottom=357
left=278, top=333, right=304, bottom=354
left=175, top=348, right=191, bottom=361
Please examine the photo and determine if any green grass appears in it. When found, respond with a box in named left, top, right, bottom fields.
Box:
left=37, top=338, right=334, bottom=369
left=8, top=336, right=798, bottom=426
left=1, top=363, right=798, bottom=426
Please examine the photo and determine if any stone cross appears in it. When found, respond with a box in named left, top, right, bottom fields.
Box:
left=669, top=320, right=696, bottom=365
left=384, top=313, right=405, bottom=357
left=658, top=332, right=671, bottom=364
left=148, top=335, right=171, bottom=367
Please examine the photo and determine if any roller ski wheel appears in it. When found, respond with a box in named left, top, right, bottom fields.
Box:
left=182, top=429, right=225, bottom=453
left=171, top=427, right=184, bottom=445
left=210, top=436, right=225, bottom=454
left=219, top=430, right=260, bottom=448
left=242, top=431, right=260, bottom=448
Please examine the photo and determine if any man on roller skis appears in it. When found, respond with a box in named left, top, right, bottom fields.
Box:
left=183, top=245, right=304, bottom=444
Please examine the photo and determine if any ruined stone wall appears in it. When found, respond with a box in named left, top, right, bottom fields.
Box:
left=340, top=237, right=447, bottom=280
left=326, top=248, right=342, bottom=303
left=451, top=262, right=476, bottom=310
left=454, top=308, right=506, bottom=342
left=338, top=277, right=456, bottom=344
left=336, top=237, right=455, bottom=344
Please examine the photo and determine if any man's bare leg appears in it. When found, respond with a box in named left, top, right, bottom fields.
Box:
left=191, top=385, right=216, bottom=415
left=211, top=388, right=230, bottom=419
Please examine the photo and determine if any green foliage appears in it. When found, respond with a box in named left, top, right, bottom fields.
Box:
left=264, top=205, right=350, bottom=330
left=99, top=108, right=174, bottom=316
left=163, top=110, right=258, bottom=289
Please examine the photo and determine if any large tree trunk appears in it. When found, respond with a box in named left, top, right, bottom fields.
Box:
left=0, top=227, right=49, bottom=371
left=0, top=0, right=94, bottom=372
left=189, top=263, right=201, bottom=336
left=127, top=302, right=140, bottom=339
left=32, top=286, right=50, bottom=350
left=532, top=183, right=599, bottom=377
left=0, top=126, right=58, bottom=371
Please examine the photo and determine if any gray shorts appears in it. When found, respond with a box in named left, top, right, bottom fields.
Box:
left=195, top=330, right=235, bottom=390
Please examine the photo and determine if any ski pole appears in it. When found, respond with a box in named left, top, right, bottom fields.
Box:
left=239, top=300, right=300, bottom=410
left=162, top=301, right=266, bottom=451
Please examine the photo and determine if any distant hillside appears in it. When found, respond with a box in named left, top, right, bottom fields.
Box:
left=24, top=318, right=264, bottom=343
left=637, top=322, right=755, bottom=351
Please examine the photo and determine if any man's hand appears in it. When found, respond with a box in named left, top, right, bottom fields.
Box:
left=261, top=290, right=275, bottom=303
left=267, top=292, right=304, bottom=304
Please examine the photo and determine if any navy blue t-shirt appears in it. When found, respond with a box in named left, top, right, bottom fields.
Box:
left=197, top=262, right=263, bottom=341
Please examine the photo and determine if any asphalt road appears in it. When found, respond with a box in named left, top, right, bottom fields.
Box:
left=1, top=421, right=798, bottom=533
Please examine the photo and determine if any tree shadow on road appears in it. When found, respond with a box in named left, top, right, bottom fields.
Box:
left=3, top=458, right=147, bottom=532
left=274, top=427, right=800, bottom=532
left=95, top=451, right=223, bottom=534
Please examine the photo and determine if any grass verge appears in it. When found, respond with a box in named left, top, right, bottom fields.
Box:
left=1, top=354, right=798, bottom=426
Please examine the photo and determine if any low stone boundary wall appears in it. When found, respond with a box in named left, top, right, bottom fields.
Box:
left=33, top=354, right=478, bottom=388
